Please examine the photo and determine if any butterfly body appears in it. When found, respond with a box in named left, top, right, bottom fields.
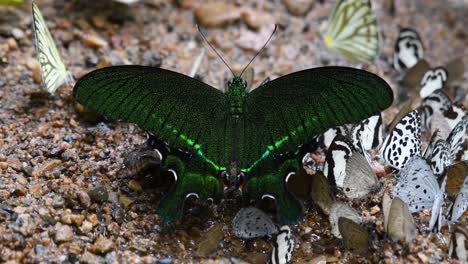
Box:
left=74, top=64, right=393, bottom=223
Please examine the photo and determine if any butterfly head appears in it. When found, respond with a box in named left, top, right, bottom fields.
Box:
left=227, top=77, right=247, bottom=92
left=221, top=169, right=246, bottom=193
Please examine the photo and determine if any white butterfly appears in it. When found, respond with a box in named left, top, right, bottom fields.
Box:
left=32, top=2, right=72, bottom=94
left=425, top=139, right=453, bottom=177
left=421, top=90, right=452, bottom=131
left=448, top=174, right=468, bottom=225
left=323, top=0, right=379, bottom=63
left=350, top=114, right=383, bottom=152
left=394, top=155, right=446, bottom=231
left=444, top=105, right=467, bottom=131
left=380, top=110, right=422, bottom=170
left=271, top=226, right=294, bottom=264
left=447, top=116, right=468, bottom=159
left=323, top=134, right=353, bottom=188
left=393, top=28, right=424, bottom=71
left=420, top=67, right=448, bottom=99
left=318, top=126, right=348, bottom=149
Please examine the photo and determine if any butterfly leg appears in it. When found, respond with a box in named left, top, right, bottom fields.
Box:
left=243, top=159, right=303, bottom=224
left=157, top=155, right=223, bottom=222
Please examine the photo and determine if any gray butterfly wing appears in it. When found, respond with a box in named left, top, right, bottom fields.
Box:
left=449, top=176, right=468, bottom=225
left=232, top=207, right=278, bottom=239
left=394, top=156, right=440, bottom=212
left=387, top=197, right=417, bottom=243
left=343, top=152, right=381, bottom=199
left=329, top=202, right=361, bottom=238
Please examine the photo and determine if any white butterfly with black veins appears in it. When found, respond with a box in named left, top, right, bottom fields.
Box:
left=323, top=134, right=353, bottom=188
left=448, top=175, right=468, bottom=225
left=380, top=110, right=422, bottom=170
left=318, top=126, right=348, bottom=149
left=394, top=155, right=447, bottom=231
left=425, top=139, right=453, bottom=177
left=420, top=67, right=448, bottom=99
left=271, top=226, right=294, bottom=264
left=350, top=114, right=382, bottom=152
left=447, top=116, right=468, bottom=159
left=393, top=28, right=424, bottom=71
left=421, top=90, right=452, bottom=131
left=444, top=105, right=467, bottom=131
left=232, top=207, right=278, bottom=239
left=32, top=2, right=72, bottom=94
left=343, top=152, right=381, bottom=199
left=323, top=0, right=379, bottom=63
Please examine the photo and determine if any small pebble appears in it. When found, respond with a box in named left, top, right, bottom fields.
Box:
left=282, top=0, right=314, bottom=16
left=89, top=237, right=115, bottom=254
left=54, top=224, right=74, bottom=243
left=88, top=186, right=109, bottom=203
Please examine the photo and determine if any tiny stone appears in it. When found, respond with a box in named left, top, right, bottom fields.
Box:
left=88, top=186, right=109, bottom=203
left=54, top=224, right=74, bottom=243
left=89, top=237, right=115, bottom=254
left=80, top=220, right=94, bottom=234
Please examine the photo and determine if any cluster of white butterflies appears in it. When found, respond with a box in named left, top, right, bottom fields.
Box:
left=316, top=20, right=467, bottom=261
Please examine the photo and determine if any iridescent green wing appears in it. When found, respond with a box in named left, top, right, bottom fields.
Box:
left=239, top=66, right=393, bottom=170
left=73, top=66, right=229, bottom=171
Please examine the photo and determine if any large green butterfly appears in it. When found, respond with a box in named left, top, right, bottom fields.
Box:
left=74, top=65, right=393, bottom=223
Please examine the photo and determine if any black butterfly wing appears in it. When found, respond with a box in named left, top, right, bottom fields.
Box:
left=239, top=66, right=393, bottom=170
left=73, top=65, right=229, bottom=171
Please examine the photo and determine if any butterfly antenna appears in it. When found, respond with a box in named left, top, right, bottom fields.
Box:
left=239, top=24, right=277, bottom=78
left=197, top=24, right=236, bottom=76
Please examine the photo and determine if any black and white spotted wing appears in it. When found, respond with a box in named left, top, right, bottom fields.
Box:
left=323, top=134, right=353, bottom=188
left=394, top=155, right=446, bottom=231
left=420, top=67, right=448, bottom=98
left=380, top=110, right=422, bottom=170
left=232, top=207, right=278, bottom=239
left=393, top=28, right=424, bottom=72
left=271, top=226, right=294, bottom=264
left=350, top=114, right=382, bottom=152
